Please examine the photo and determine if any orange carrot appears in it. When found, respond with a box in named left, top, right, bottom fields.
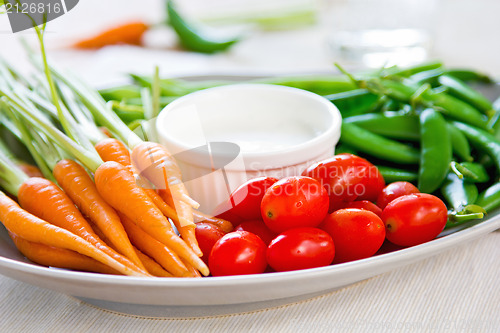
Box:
left=131, top=141, right=200, bottom=211
left=95, top=139, right=202, bottom=256
left=94, top=161, right=209, bottom=276
left=192, top=210, right=234, bottom=233
left=73, top=22, right=149, bottom=49
left=0, top=191, right=142, bottom=276
left=9, top=233, right=120, bottom=275
left=17, top=163, right=44, bottom=178
left=53, top=159, right=145, bottom=270
left=134, top=248, right=173, bottom=277
left=157, top=188, right=233, bottom=232
left=180, top=258, right=202, bottom=278
left=145, top=189, right=202, bottom=256
left=120, top=214, right=191, bottom=277
left=17, top=177, right=150, bottom=277
left=95, top=138, right=133, bottom=170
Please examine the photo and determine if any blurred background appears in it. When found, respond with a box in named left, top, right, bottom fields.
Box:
left=0, top=0, right=499, bottom=86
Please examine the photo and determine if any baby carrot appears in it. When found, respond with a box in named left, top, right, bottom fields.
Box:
left=145, top=189, right=202, bottom=256
left=134, top=248, right=173, bottom=277
left=94, top=138, right=201, bottom=254
left=0, top=191, right=142, bottom=276
left=157, top=188, right=233, bottom=233
left=73, top=22, right=149, bottom=49
left=192, top=209, right=234, bottom=233
left=9, top=233, right=120, bottom=275
left=94, top=138, right=133, bottom=170
left=119, top=214, right=190, bottom=277
left=120, top=214, right=190, bottom=276
left=94, top=161, right=209, bottom=276
left=17, top=177, right=150, bottom=277
left=53, top=159, right=145, bottom=270
left=131, top=141, right=200, bottom=211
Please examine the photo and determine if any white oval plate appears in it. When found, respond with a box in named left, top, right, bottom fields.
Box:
left=0, top=76, right=498, bottom=317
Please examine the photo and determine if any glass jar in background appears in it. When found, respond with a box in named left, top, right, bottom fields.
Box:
left=325, top=0, right=437, bottom=68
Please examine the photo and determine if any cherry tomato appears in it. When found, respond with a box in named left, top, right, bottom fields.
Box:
left=377, top=181, right=420, bottom=209
left=340, top=200, right=383, bottom=217
left=267, top=227, right=335, bottom=272
left=320, top=208, right=385, bottom=263
left=261, top=176, right=329, bottom=233
left=212, top=177, right=278, bottom=225
left=234, top=220, right=277, bottom=245
left=382, top=193, right=448, bottom=247
left=302, top=154, right=385, bottom=212
left=209, top=231, right=267, bottom=276
left=195, top=222, right=226, bottom=265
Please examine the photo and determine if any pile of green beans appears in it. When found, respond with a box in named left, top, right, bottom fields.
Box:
left=99, top=61, right=500, bottom=227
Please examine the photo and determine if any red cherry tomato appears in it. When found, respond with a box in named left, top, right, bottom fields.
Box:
left=377, top=181, right=420, bottom=209
left=267, top=227, right=335, bottom=272
left=260, top=176, right=329, bottom=233
left=340, top=200, right=383, bottom=217
left=209, top=231, right=267, bottom=276
left=320, top=208, right=385, bottom=263
left=234, top=220, right=277, bottom=245
left=302, top=154, right=385, bottom=212
left=382, top=193, right=448, bottom=247
left=213, top=177, right=278, bottom=225
left=195, top=222, right=226, bottom=265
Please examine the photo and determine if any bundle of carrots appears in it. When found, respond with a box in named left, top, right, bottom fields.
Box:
left=0, top=25, right=232, bottom=277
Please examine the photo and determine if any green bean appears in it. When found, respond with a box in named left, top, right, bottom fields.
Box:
left=475, top=182, right=500, bottom=212
left=450, top=161, right=490, bottom=183
left=446, top=123, right=473, bottom=161
left=438, top=75, right=494, bottom=117
left=376, top=165, right=418, bottom=182
left=418, top=109, right=452, bottom=193
left=452, top=121, right=500, bottom=173
left=324, top=89, right=379, bottom=117
left=344, top=113, right=420, bottom=141
left=441, top=173, right=478, bottom=211
left=167, top=0, right=239, bottom=53
left=340, top=122, right=420, bottom=164
left=489, top=96, right=500, bottom=139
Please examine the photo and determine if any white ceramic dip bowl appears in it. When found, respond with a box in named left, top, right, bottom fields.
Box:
left=156, top=83, right=342, bottom=213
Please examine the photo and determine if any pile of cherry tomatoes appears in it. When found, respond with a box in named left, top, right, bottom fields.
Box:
left=196, top=153, right=448, bottom=277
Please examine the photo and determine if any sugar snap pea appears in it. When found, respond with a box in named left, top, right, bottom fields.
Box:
left=446, top=123, right=473, bottom=161
left=441, top=173, right=478, bottom=211
left=418, top=109, right=452, bottom=193
left=452, top=121, right=500, bottom=173
left=438, top=75, right=495, bottom=117
left=422, top=91, right=489, bottom=129
left=443, top=69, right=494, bottom=84
left=340, top=122, right=420, bottom=164
left=376, top=166, right=418, bottom=182
left=450, top=161, right=490, bottom=183
left=167, top=0, right=240, bottom=53
left=324, top=89, right=379, bottom=117
left=344, top=113, right=420, bottom=141
left=368, top=79, right=489, bottom=129
left=475, top=182, right=500, bottom=212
